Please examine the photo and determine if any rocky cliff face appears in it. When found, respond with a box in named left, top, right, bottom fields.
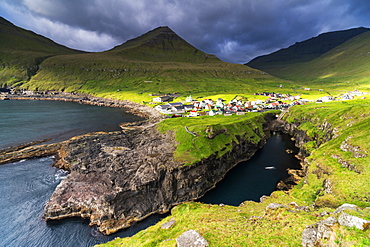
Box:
left=270, top=118, right=337, bottom=191
left=44, top=114, right=275, bottom=234
left=270, top=119, right=335, bottom=157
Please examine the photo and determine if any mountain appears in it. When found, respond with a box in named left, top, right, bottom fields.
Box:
left=0, top=17, right=83, bottom=86
left=261, top=30, right=370, bottom=90
left=246, top=27, right=370, bottom=76
left=21, top=26, right=284, bottom=100
left=108, top=26, right=216, bottom=63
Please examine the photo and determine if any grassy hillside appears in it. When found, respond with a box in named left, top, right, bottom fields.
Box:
left=260, top=31, right=370, bottom=93
left=0, top=17, right=83, bottom=86
left=98, top=99, right=370, bottom=246
left=247, top=27, right=369, bottom=72
left=19, top=26, right=291, bottom=102
left=286, top=100, right=370, bottom=208
left=247, top=29, right=370, bottom=94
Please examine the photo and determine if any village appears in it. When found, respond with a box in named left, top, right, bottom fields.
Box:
left=1, top=87, right=367, bottom=118
left=151, top=90, right=367, bottom=117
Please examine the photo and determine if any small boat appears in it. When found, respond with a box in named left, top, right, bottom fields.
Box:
left=265, top=166, right=276, bottom=170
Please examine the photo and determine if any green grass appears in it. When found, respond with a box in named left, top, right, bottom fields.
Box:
left=256, top=31, right=370, bottom=94
left=21, top=54, right=290, bottom=103
left=97, top=193, right=318, bottom=247
left=157, top=112, right=277, bottom=164
left=97, top=192, right=370, bottom=247
left=285, top=99, right=370, bottom=208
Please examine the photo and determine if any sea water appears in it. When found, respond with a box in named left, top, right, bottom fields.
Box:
left=0, top=99, right=142, bottom=149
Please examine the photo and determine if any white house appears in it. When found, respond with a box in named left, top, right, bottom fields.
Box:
left=153, top=96, right=173, bottom=102
left=186, top=95, right=193, bottom=102
left=317, top=96, right=334, bottom=102
left=189, top=110, right=199, bottom=117
left=155, top=104, right=172, bottom=114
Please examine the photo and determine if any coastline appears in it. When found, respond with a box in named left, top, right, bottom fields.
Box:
left=4, top=92, right=163, bottom=123
left=0, top=91, right=163, bottom=165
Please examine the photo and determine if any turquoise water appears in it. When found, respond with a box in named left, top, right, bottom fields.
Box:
left=0, top=99, right=142, bottom=149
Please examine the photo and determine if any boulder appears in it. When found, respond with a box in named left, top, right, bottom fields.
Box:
left=302, top=217, right=337, bottom=247
left=338, top=213, right=370, bottom=230
left=176, top=229, right=209, bottom=247
left=334, top=203, right=359, bottom=214
left=161, top=219, right=176, bottom=230
left=266, top=203, right=286, bottom=210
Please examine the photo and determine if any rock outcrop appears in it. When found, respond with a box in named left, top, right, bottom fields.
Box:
left=43, top=114, right=275, bottom=234
left=302, top=204, right=370, bottom=246
left=176, top=229, right=209, bottom=247
left=270, top=119, right=335, bottom=157
left=302, top=217, right=338, bottom=247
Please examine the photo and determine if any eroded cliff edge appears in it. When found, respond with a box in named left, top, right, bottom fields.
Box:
left=43, top=113, right=277, bottom=234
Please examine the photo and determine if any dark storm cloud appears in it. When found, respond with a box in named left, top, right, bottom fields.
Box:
left=1, top=0, right=370, bottom=63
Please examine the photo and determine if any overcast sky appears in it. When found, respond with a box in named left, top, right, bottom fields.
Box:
left=1, top=0, right=370, bottom=64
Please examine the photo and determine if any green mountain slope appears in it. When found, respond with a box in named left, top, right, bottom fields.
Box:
left=108, top=26, right=214, bottom=63
left=260, top=30, right=370, bottom=92
left=0, top=17, right=83, bottom=85
left=247, top=27, right=369, bottom=73
left=22, top=26, right=287, bottom=102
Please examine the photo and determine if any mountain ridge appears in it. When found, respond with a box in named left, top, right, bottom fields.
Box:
left=0, top=17, right=83, bottom=85
left=246, top=27, right=370, bottom=71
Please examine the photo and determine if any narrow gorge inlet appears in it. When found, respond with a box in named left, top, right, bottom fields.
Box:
left=200, top=131, right=301, bottom=205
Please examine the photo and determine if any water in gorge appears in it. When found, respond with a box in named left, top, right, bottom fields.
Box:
left=0, top=100, right=301, bottom=246
left=200, top=131, right=301, bottom=206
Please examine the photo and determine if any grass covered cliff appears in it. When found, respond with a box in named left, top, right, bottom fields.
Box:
left=98, top=99, right=370, bottom=246
left=286, top=99, right=370, bottom=208
left=157, top=112, right=278, bottom=165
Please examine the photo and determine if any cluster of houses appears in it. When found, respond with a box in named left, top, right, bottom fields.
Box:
left=153, top=89, right=368, bottom=117
left=316, top=90, right=367, bottom=102
left=154, top=94, right=299, bottom=117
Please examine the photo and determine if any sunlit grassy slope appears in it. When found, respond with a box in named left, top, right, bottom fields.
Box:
left=20, top=26, right=291, bottom=102
left=0, top=17, right=83, bottom=85
left=157, top=111, right=278, bottom=164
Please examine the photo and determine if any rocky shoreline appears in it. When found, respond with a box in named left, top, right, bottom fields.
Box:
left=0, top=91, right=163, bottom=165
